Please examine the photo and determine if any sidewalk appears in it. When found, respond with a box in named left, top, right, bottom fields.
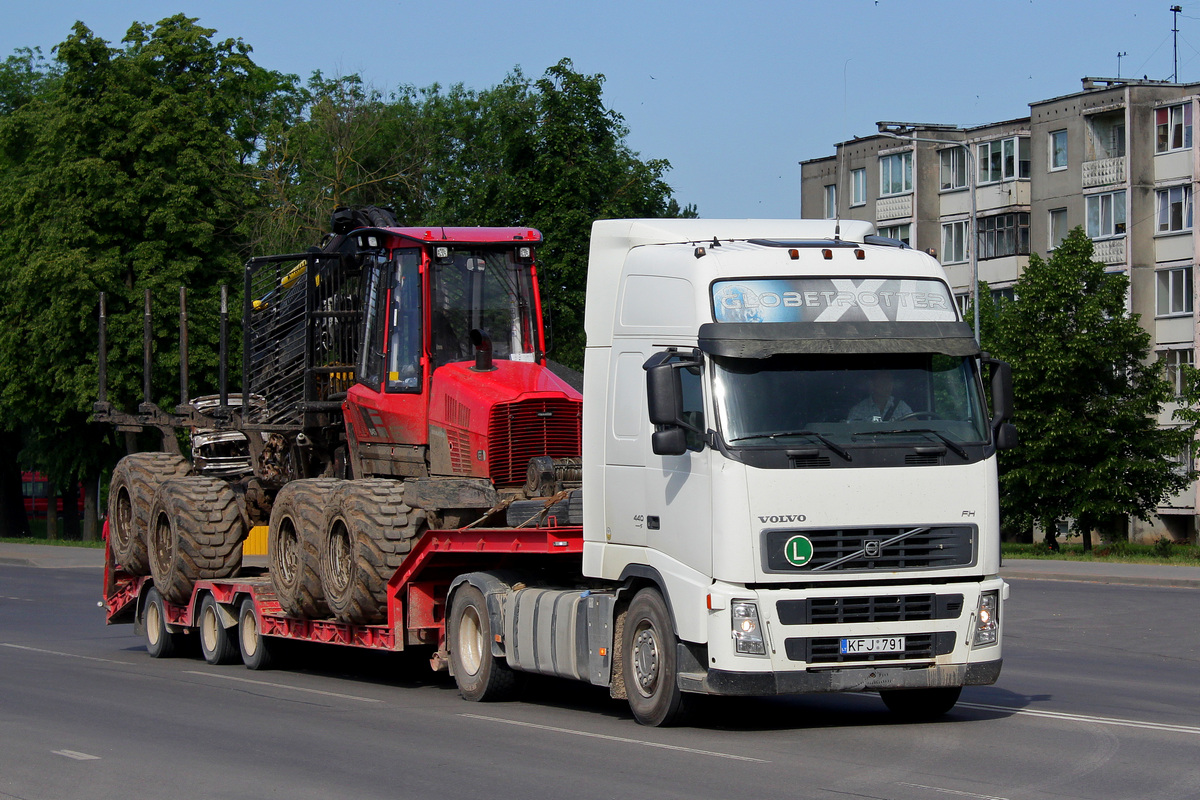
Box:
left=0, top=541, right=1196, bottom=587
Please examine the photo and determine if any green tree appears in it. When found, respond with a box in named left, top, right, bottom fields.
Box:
left=983, top=227, right=1197, bottom=549
left=0, top=16, right=284, bottom=537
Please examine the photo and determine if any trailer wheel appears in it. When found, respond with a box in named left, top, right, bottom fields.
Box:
left=109, top=453, right=191, bottom=575
left=198, top=594, right=239, bottom=665
left=448, top=584, right=519, bottom=702
left=238, top=597, right=276, bottom=670
left=143, top=586, right=186, bottom=658
left=880, top=687, right=962, bottom=720
left=622, top=588, right=690, bottom=727
left=269, top=478, right=339, bottom=618
left=148, top=477, right=246, bottom=604
left=320, top=480, right=426, bottom=625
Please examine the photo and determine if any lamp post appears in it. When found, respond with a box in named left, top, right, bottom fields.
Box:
left=876, top=125, right=979, bottom=344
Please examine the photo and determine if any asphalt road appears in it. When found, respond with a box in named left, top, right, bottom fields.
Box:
left=1, top=562, right=1197, bottom=800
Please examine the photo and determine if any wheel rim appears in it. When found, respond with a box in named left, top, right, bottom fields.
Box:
left=241, top=609, right=259, bottom=657
left=201, top=604, right=219, bottom=653
left=150, top=512, right=174, bottom=574
left=146, top=599, right=162, bottom=647
left=113, top=487, right=134, bottom=550
left=457, top=604, right=484, bottom=676
left=631, top=621, right=661, bottom=698
left=277, top=519, right=299, bottom=586
left=326, top=520, right=352, bottom=594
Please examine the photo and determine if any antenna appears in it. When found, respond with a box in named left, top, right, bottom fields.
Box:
left=1117, top=51, right=1128, bottom=79
left=1172, top=5, right=1182, bottom=82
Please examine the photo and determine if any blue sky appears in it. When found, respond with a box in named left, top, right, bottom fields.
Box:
left=2, top=0, right=1194, bottom=219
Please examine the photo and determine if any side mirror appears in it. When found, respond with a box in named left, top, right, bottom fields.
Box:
left=645, top=360, right=683, bottom=426
left=996, top=421, right=1019, bottom=451
left=651, top=427, right=689, bottom=456
left=984, top=357, right=1014, bottom=425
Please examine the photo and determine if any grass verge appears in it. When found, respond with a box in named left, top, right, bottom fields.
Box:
left=1003, top=541, right=1200, bottom=566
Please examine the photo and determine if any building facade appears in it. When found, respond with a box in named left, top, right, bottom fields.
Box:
left=800, top=78, right=1200, bottom=542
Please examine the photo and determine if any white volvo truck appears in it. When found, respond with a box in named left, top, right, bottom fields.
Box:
left=578, top=218, right=1014, bottom=725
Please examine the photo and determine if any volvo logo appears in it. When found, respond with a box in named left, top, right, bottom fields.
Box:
left=863, top=539, right=882, bottom=558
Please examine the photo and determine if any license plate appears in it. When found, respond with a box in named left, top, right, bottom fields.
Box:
left=840, top=636, right=905, bottom=655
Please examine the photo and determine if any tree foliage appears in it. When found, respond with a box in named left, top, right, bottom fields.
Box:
left=981, top=228, right=1197, bottom=545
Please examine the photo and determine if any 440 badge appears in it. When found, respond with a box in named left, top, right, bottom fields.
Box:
left=782, top=534, right=814, bottom=567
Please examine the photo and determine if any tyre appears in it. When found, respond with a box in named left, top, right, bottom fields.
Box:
left=108, top=453, right=191, bottom=574
left=269, top=479, right=339, bottom=618
left=448, top=584, right=519, bottom=702
left=622, top=588, right=690, bottom=727
left=198, top=594, right=239, bottom=665
left=143, top=586, right=186, bottom=658
left=320, top=480, right=426, bottom=625
left=148, top=476, right=247, bottom=604
left=238, top=597, right=276, bottom=670
left=880, top=687, right=962, bottom=720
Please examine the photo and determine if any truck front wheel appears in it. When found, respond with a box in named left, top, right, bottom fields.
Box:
left=622, top=588, right=690, bottom=727
left=448, top=584, right=518, bottom=702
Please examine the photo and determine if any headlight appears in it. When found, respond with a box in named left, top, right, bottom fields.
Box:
left=731, top=601, right=766, bottom=655
left=974, top=590, right=999, bottom=647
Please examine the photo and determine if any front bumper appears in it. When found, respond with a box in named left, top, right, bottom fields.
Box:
left=678, top=657, right=1002, bottom=696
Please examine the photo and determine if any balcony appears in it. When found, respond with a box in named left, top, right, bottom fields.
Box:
left=876, top=194, right=912, bottom=221
left=1091, top=237, right=1126, bottom=265
left=1082, top=156, right=1125, bottom=188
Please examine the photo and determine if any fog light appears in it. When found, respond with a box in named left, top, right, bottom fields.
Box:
left=974, top=591, right=999, bottom=647
left=731, top=601, right=766, bottom=655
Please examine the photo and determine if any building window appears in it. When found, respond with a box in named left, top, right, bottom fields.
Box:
left=977, top=136, right=1030, bottom=184
left=878, top=223, right=911, bottom=245
left=824, top=184, right=837, bottom=219
left=941, top=220, right=968, bottom=264
left=1157, top=185, right=1193, bottom=233
left=1050, top=129, right=1068, bottom=170
left=991, top=287, right=1016, bottom=303
left=939, top=146, right=967, bottom=190
left=977, top=213, right=1030, bottom=260
left=1161, top=348, right=1194, bottom=397
left=1086, top=190, right=1126, bottom=239
left=879, top=152, right=912, bottom=196
left=1049, top=208, right=1068, bottom=250
left=1089, top=112, right=1126, bottom=160
left=1156, top=103, right=1193, bottom=153
left=1156, top=267, right=1194, bottom=316
left=851, top=168, right=866, bottom=206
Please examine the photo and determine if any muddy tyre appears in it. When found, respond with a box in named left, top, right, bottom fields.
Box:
left=448, top=584, right=519, bottom=702
left=320, top=480, right=426, bottom=625
left=148, top=476, right=246, bottom=604
left=109, top=453, right=191, bottom=574
left=623, top=588, right=690, bottom=727
left=270, top=478, right=340, bottom=618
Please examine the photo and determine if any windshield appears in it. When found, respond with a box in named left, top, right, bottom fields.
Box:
left=431, top=248, right=538, bottom=366
left=713, top=352, right=989, bottom=447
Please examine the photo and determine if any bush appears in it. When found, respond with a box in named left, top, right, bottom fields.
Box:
left=1153, top=536, right=1175, bottom=559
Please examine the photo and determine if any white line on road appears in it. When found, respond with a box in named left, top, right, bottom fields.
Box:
left=52, top=750, right=100, bottom=761
left=1, top=643, right=130, bottom=665
left=184, top=670, right=383, bottom=703
left=899, top=783, right=1008, bottom=800
left=460, top=713, right=770, bottom=762
left=958, top=701, right=1200, bottom=736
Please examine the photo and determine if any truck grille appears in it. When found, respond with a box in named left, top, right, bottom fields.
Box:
left=763, top=526, right=975, bottom=573
left=784, top=632, right=956, bottom=664
left=487, top=398, right=582, bottom=486
left=776, top=594, right=964, bottom=625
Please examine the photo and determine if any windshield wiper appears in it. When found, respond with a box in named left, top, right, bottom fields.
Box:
left=852, top=427, right=968, bottom=459
left=728, top=430, right=851, bottom=461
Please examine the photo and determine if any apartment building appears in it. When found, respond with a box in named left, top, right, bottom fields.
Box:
left=800, top=78, right=1200, bottom=542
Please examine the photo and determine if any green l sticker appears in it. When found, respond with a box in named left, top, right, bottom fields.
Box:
left=783, top=535, right=814, bottom=567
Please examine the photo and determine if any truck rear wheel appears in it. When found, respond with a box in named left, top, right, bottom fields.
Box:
left=880, top=686, right=962, bottom=720
left=622, top=588, right=690, bottom=727
left=148, top=477, right=246, bottom=604
left=269, top=478, right=339, bottom=618
left=198, top=594, right=239, bottom=665
left=238, top=597, right=276, bottom=670
left=448, top=584, right=519, bottom=702
left=143, top=586, right=186, bottom=658
left=109, top=453, right=191, bottom=575
left=320, top=480, right=426, bottom=625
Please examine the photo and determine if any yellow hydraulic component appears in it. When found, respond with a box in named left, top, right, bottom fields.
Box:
left=244, top=525, right=269, bottom=556
left=252, top=260, right=316, bottom=311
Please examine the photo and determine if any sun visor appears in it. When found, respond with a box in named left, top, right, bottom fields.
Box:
left=697, top=321, right=981, bottom=357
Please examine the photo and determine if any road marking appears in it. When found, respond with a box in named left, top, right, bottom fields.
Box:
left=53, top=750, right=100, bottom=761
left=1, top=643, right=130, bottom=665
left=460, top=713, right=769, bottom=762
left=184, top=671, right=382, bottom=703
left=958, top=701, right=1200, bottom=736
left=899, top=783, right=1008, bottom=800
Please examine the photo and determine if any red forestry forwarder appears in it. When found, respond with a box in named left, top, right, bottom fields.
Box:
left=96, top=207, right=584, bottom=681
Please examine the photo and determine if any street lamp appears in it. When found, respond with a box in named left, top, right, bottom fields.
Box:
left=876, top=124, right=979, bottom=344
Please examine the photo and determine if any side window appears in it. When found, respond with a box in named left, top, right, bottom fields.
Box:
left=676, top=357, right=706, bottom=452
left=386, top=249, right=423, bottom=392
left=357, top=257, right=387, bottom=389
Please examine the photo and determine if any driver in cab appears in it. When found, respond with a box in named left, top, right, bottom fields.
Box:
left=848, top=370, right=912, bottom=423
